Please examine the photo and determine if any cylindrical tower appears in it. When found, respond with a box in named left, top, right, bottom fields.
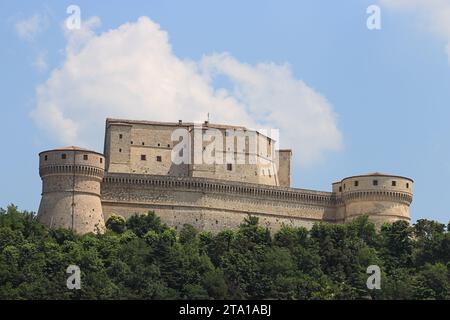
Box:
left=334, top=173, right=413, bottom=227
left=37, top=146, right=106, bottom=234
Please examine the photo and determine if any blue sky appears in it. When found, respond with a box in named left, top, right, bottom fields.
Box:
left=1, top=0, right=449, bottom=224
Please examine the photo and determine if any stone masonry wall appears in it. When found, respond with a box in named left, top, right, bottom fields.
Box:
left=101, top=173, right=337, bottom=233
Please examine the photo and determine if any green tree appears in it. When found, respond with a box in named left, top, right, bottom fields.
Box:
left=0, top=205, right=448, bottom=300
left=106, top=215, right=126, bottom=234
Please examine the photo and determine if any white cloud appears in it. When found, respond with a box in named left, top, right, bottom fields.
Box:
left=380, top=0, right=450, bottom=63
left=31, top=16, right=342, bottom=166
left=64, top=16, right=101, bottom=55
left=14, top=13, right=50, bottom=72
left=199, top=54, right=342, bottom=164
left=33, top=51, right=48, bottom=72
left=15, top=14, right=48, bottom=42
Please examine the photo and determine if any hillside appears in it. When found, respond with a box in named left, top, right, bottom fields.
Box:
left=0, top=205, right=448, bottom=300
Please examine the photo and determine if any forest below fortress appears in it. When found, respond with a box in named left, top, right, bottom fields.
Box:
left=0, top=205, right=449, bottom=300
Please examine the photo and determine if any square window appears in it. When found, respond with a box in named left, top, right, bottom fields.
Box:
left=141, top=155, right=147, bottom=161
left=373, top=180, right=378, bottom=186
left=83, top=155, right=88, bottom=160
left=167, top=144, right=170, bottom=147
left=392, top=181, right=397, bottom=187
left=158, top=143, right=161, bottom=147
left=61, top=154, right=67, bottom=159
left=156, top=156, right=162, bottom=162
left=227, top=163, right=232, bottom=171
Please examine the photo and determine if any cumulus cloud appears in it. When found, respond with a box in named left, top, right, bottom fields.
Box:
left=31, top=16, right=342, bottom=166
left=199, top=54, right=341, bottom=164
left=380, top=0, right=450, bottom=63
left=33, top=51, right=48, bottom=72
left=14, top=13, right=50, bottom=72
left=15, top=14, right=48, bottom=42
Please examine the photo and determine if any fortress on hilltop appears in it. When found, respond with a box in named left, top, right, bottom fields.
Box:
left=37, top=118, right=414, bottom=234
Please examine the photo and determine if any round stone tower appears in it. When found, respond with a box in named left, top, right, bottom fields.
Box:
left=334, top=173, right=413, bottom=227
left=37, top=146, right=106, bottom=234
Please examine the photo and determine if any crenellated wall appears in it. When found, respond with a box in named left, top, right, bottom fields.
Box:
left=99, top=172, right=413, bottom=233
left=101, top=173, right=337, bottom=233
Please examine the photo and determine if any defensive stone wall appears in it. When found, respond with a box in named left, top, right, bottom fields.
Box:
left=101, top=173, right=338, bottom=233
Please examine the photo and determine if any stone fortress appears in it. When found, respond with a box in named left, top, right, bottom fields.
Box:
left=37, top=118, right=414, bottom=234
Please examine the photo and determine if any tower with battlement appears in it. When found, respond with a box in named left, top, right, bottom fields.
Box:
left=332, top=173, right=413, bottom=225
left=37, top=119, right=413, bottom=234
left=37, top=147, right=106, bottom=234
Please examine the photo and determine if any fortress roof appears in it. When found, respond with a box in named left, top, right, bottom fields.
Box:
left=39, top=146, right=105, bottom=157
left=58, top=146, right=90, bottom=151
left=106, top=118, right=277, bottom=141
left=339, top=172, right=414, bottom=183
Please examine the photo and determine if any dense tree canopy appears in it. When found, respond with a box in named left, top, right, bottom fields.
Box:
left=0, top=205, right=448, bottom=300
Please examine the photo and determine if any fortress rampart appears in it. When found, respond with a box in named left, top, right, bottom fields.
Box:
left=101, top=173, right=338, bottom=232
left=37, top=119, right=414, bottom=234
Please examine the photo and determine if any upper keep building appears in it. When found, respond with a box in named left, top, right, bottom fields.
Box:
left=104, top=118, right=291, bottom=187
left=37, top=118, right=414, bottom=234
